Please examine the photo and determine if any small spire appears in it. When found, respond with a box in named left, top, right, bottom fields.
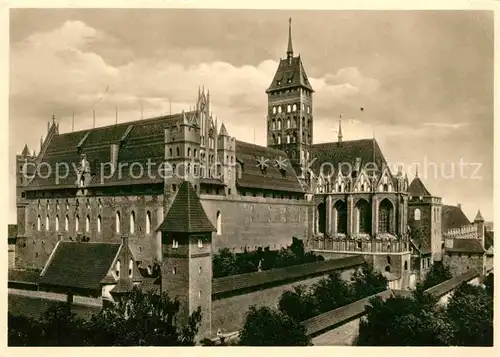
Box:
left=287, top=17, right=294, bottom=59
left=338, top=113, right=343, bottom=144
left=474, top=210, right=484, bottom=222
left=52, top=113, right=56, bottom=123
left=415, top=166, right=419, bottom=178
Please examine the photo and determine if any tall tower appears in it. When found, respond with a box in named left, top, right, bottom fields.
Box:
left=266, top=18, right=314, bottom=174
left=157, top=181, right=216, bottom=341
left=16, top=144, right=36, bottom=242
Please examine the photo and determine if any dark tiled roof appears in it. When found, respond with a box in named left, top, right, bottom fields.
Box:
left=8, top=224, right=18, bottom=238
left=442, top=205, right=471, bottom=231
left=8, top=269, right=40, bottom=284
left=407, top=177, right=432, bottom=197
left=266, top=56, right=314, bottom=93
left=235, top=140, right=304, bottom=193
left=485, top=231, right=494, bottom=250
left=110, top=279, right=134, bottom=294
left=311, top=139, right=389, bottom=180
left=157, top=181, right=216, bottom=233
left=424, top=268, right=480, bottom=298
left=445, top=238, right=485, bottom=254
left=28, top=114, right=184, bottom=189
left=39, top=242, right=121, bottom=290
left=212, top=256, right=365, bottom=295
left=302, top=289, right=393, bottom=336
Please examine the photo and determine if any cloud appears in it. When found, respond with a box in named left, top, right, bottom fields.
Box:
left=422, top=122, right=469, bottom=129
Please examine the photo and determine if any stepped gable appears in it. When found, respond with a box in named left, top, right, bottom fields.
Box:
left=311, top=138, right=389, bottom=179
left=27, top=113, right=189, bottom=189
left=157, top=181, right=216, bottom=233
left=442, top=205, right=471, bottom=231
left=408, top=177, right=432, bottom=197
left=235, top=140, right=304, bottom=193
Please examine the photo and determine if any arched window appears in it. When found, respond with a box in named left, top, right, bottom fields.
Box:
left=75, top=215, right=80, bottom=232
left=379, top=199, right=393, bottom=234
left=292, top=132, right=297, bottom=143
left=194, top=149, right=197, bottom=158
left=56, top=200, right=59, bottom=211
left=278, top=106, right=282, bottom=114
left=86, top=199, right=90, bottom=210
left=45, top=215, right=49, bottom=231
left=115, top=260, right=121, bottom=277
left=65, top=200, right=69, bottom=211
left=277, top=119, right=282, bottom=130
left=356, top=200, right=371, bottom=234
left=287, top=118, right=291, bottom=128
left=316, top=202, right=326, bottom=234
left=286, top=134, right=291, bottom=144
left=169, top=148, right=172, bottom=157
left=287, top=104, right=291, bottom=113
left=277, top=135, right=282, bottom=145
left=116, top=211, right=121, bottom=233
left=37, top=215, right=41, bottom=231
left=414, top=208, right=421, bottom=221
left=334, top=200, right=347, bottom=234
left=129, top=259, right=133, bottom=278
left=292, top=104, right=297, bottom=112
left=65, top=215, right=69, bottom=231
left=272, top=106, right=276, bottom=114
left=404, top=261, right=408, bottom=270
left=187, top=147, right=191, bottom=157
left=55, top=215, right=59, bottom=232
left=146, top=211, right=151, bottom=234
left=85, top=215, right=90, bottom=232
left=37, top=200, right=41, bottom=211
left=176, top=147, right=180, bottom=156
left=383, top=184, right=389, bottom=192
left=216, top=211, right=222, bottom=235
left=271, top=119, right=276, bottom=130
left=97, top=215, right=102, bottom=233
left=130, top=210, right=135, bottom=234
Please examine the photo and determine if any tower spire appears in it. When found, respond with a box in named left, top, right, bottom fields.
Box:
left=287, top=17, right=294, bottom=60
left=338, top=113, right=343, bottom=144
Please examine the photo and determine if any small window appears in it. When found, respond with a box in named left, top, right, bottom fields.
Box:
left=198, top=239, right=203, bottom=248
left=65, top=215, right=69, bottom=231
left=130, top=210, right=136, bottom=234
left=146, top=211, right=151, bottom=234
left=172, top=267, right=177, bottom=275
left=129, top=259, right=133, bottom=278
left=85, top=215, right=90, bottom=232
left=97, top=215, right=102, bottom=233
left=199, top=266, right=202, bottom=274
left=278, top=106, right=282, bottom=114
left=75, top=215, right=80, bottom=232
left=272, top=106, right=276, bottom=114
left=45, top=215, right=49, bottom=231
left=115, top=260, right=121, bottom=277
left=37, top=215, right=41, bottom=231
left=216, top=211, right=222, bottom=235
left=404, top=261, right=408, bottom=270
left=414, top=208, right=421, bottom=221
left=172, top=239, right=179, bottom=248
left=115, top=211, right=121, bottom=233
left=55, top=215, right=59, bottom=232
left=198, top=291, right=202, bottom=298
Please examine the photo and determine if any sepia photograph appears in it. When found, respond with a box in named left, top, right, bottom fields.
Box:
left=6, top=4, right=494, bottom=347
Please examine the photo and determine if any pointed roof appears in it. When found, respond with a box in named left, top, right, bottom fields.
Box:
left=442, top=205, right=471, bottom=231
left=20, top=144, right=30, bottom=156
left=287, top=17, right=294, bottom=58
left=219, top=122, right=228, bottom=136
left=157, top=181, right=216, bottom=233
left=474, top=210, right=484, bottom=222
left=408, top=177, right=432, bottom=197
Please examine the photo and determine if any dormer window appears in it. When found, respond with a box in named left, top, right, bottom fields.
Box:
left=172, top=239, right=179, bottom=249
left=277, top=80, right=281, bottom=85
left=129, top=259, right=133, bottom=278
left=115, top=260, right=121, bottom=277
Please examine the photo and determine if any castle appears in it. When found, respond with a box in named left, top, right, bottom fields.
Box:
left=13, top=19, right=488, bottom=305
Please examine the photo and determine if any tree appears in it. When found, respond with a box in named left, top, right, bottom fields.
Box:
left=350, top=264, right=388, bottom=301
left=311, top=271, right=352, bottom=313
left=446, top=282, right=493, bottom=346
left=484, top=273, right=493, bottom=297
left=85, top=287, right=202, bottom=346
left=420, top=261, right=452, bottom=290
left=213, top=248, right=238, bottom=278
left=235, top=249, right=260, bottom=274
left=278, top=285, right=317, bottom=322
left=239, top=306, right=311, bottom=346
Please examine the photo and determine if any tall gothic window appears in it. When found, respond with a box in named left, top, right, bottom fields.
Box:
left=130, top=210, right=135, bottom=234
left=287, top=118, right=291, bottom=128
left=356, top=200, right=371, bottom=234
left=277, top=119, right=282, bottom=130
left=317, top=202, right=326, bottom=234
left=286, top=134, right=291, bottom=144
left=65, top=215, right=69, bottom=231
left=37, top=215, right=41, bottom=231
left=272, top=106, right=276, bottom=114
left=334, top=200, right=347, bottom=234
left=116, top=211, right=121, bottom=233
left=55, top=215, right=59, bottom=232
left=86, top=215, right=90, bottom=232
left=216, top=211, right=222, bottom=235
left=45, top=215, right=49, bottom=231
left=277, top=135, right=282, bottom=145
left=272, top=119, right=276, bottom=130
left=379, top=199, right=393, bottom=234
left=75, top=215, right=80, bottom=232
left=292, top=104, right=297, bottom=112
left=97, top=215, right=102, bottom=233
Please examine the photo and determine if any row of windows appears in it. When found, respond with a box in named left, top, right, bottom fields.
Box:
left=36, top=210, right=153, bottom=234
left=115, top=259, right=134, bottom=278
left=316, top=182, right=392, bottom=194
left=269, top=87, right=312, bottom=97
left=270, top=116, right=311, bottom=130
left=37, top=198, right=102, bottom=212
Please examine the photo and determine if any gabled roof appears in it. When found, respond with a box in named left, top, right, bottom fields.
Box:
left=235, top=140, right=304, bottom=193
left=219, top=122, right=228, bottom=136
left=157, top=181, right=216, bottom=233
left=408, top=177, right=432, bottom=197
left=27, top=113, right=189, bottom=189
left=39, top=242, right=121, bottom=290
left=445, top=238, right=484, bottom=254
left=442, top=205, right=471, bottom=231
left=266, top=56, right=314, bottom=93
left=311, top=139, right=389, bottom=180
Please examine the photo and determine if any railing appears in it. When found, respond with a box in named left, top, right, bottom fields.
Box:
left=309, top=234, right=410, bottom=253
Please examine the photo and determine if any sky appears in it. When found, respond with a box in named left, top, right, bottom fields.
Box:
left=9, top=9, right=494, bottom=223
